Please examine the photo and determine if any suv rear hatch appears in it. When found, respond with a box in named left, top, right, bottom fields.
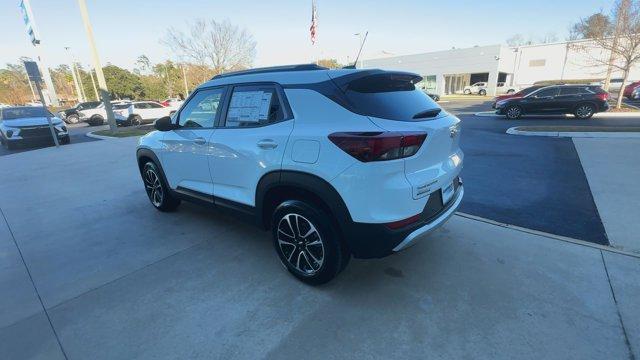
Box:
left=329, top=71, right=463, bottom=200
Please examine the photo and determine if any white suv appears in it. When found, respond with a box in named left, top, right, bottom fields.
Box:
left=463, top=82, right=487, bottom=95
left=113, top=101, right=175, bottom=126
left=136, top=65, right=464, bottom=284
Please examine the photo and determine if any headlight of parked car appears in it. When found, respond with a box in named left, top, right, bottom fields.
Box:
left=57, top=111, right=66, bottom=119
left=4, top=127, right=19, bottom=138
left=54, top=124, right=68, bottom=133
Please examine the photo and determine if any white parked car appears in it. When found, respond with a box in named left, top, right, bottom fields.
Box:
left=136, top=65, right=464, bottom=284
left=1, top=106, right=69, bottom=149
left=79, top=100, right=130, bottom=126
left=114, top=101, right=176, bottom=126
left=161, top=98, right=184, bottom=110
left=496, top=82, right=518, bottom=95
left=463, top=82, right=487, bottom=95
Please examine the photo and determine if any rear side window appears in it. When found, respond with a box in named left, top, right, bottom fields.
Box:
left=560, top=87, right=594, bottom=95
left=342, top=73, right=440, bottom=121
left=223, top=85, right=285, bottom=127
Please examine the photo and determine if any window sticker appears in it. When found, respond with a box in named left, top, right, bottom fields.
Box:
left=227, top=90, right=273, bottom=124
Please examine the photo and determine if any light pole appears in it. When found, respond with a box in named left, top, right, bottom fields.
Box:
left=89, top=69, right=99, bottom=101
left=64, top=47, right=84, bottom=102
left=181, top=64, right=189, bottom=97
left=76, top=0, right=116, bottom=132
left=353, top=31, right=368, bottom=68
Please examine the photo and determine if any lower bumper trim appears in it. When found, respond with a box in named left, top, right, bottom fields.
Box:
left=392, top=185, right=464, bottom=252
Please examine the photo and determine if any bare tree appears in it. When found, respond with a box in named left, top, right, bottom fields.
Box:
left=573, top=0, right=639, bottom=108
left=569, top=12, right=612, bottom=40
left=162, top=19, right=256, bottom=73
left=540, top=32, right=559, bottom=44
left=506, top=34, right=531, bottom=47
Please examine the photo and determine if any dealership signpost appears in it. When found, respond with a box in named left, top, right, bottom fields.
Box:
left=19, top=0, right=59, bottom=107
left=23, top=61, right=60, bottom=148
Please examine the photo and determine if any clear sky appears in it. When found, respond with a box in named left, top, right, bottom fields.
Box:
left=0, top=0, right=615, bottom=70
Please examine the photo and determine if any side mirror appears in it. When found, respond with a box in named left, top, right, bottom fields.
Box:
left=154, top=116, right=177, bottom=131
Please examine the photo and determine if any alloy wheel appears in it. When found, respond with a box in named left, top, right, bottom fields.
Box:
left=144, top=167, right=163, bottom=207
left=576, top=105, right=593, bottom=118
left=277, top=213, right=325, bottom=275
left=507, top=106, right=521, bottom=119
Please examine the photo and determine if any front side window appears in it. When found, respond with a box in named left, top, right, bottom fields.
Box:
left=147, top=102, right=163, bottom=109
left=224, top=85, right=284, bottom=127
left=178, top=88, right=225, bottom=128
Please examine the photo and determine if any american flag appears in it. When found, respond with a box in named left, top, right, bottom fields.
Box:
left=310, top=0, right=318, bottom=45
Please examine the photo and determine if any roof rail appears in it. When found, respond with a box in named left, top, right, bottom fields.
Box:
left=211, top=64, right=328, bottom=80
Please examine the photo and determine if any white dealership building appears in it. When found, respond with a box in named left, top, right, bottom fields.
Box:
left=362, top=39, right=640, bottom=96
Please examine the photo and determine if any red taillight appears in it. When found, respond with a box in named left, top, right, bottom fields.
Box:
left=328, top=131, right=427, bottom=162
left=596, top=93, right=609, bottom=101
left=385, top=213, right=422, bottom=230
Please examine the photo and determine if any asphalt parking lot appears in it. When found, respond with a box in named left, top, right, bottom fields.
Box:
left=5, top=101, right=640, bottom=246
left=0, top=122, right=103, bottom=157
left=1, top=138, right=638, bottom=359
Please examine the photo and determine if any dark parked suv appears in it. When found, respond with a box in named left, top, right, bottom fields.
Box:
left=495, top=85, right=609, bottom=119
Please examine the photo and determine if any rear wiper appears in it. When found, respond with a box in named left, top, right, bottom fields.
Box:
left=412, top=108, right=441, bottom=119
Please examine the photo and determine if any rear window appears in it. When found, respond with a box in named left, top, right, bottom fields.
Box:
left=559, top=87, right=594, bottom=95
left=342, top=73, right=441, bottom=121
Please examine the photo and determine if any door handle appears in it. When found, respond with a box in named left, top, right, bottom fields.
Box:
left=193, top=137, right=207, bottom=145
left=257, top=139, right=278, bottom=149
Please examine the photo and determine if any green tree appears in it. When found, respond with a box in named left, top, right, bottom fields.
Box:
left=0, top=63, right=32, bottom=105
left=102, top=65, right=144, bottom=100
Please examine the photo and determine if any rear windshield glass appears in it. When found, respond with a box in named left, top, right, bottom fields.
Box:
left=1, top=107, right=53, bottom=120
left=343, top=73, right=440, bottom=121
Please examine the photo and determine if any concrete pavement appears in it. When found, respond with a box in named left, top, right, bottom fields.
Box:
left=0, top=137, right=639, bottom=359
left=573, top=138, right=640, bottom=253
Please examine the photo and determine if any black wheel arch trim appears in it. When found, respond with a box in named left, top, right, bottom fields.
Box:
left=136, top=148, right=171, bottom=188
left=255, top=170, right=353, bottom=231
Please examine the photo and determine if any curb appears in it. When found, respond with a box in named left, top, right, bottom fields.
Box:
left=505, top=127, right=640, bottom=138
left=86, top=131, right=113, bottom=140
left=455, top=212, right=640, bottom=259
left=475, top=111, right=640, bottom=118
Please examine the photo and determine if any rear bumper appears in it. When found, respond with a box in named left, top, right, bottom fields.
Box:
left=343, top=177, right=463, bottom=259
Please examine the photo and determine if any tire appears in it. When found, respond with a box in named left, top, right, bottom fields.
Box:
left=65, top=114, right=79, bottom=124
left=479, top=89, right=487, bottom=96
left=507, top=89, right=515, bottom=94
left=141, top=162, right=180, bottom=212
left=88, top=115, right=104, bottom=126
left=464, top=89, right=471, bottom=95
left=60, top=137, right=71, bottom=145
left=130, top=115, right=142, bottom=127
left=505, top=105, right=523, bottom=119
left=272, top=200, right=348, bottom=285
left=574, top=103, right=595, bottom=119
